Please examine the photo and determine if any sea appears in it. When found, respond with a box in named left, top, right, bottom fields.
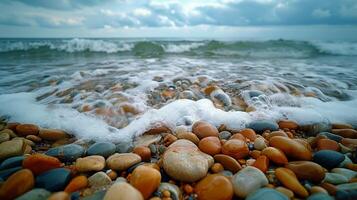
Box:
left=0, top=38, right=357, bottom=141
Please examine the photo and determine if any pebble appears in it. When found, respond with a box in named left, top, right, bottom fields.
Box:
left=130, top=165, right=161, bottom=199
left=198, top=136, right=222, bottom=156
left=253, top=137, right=267, bottom=151
left=163, top=134, right=178, bottom=146
left=176, top=132, right=200, bottom=145
left=38, top=129, right=69, bottom=141
left=0, top=169, right=34, bottom=200
left=332, top=129, right=357, bottom=139
left=275, top=187, right=294, bottom=199
left=222, top=139, right=249, bottom=159
left=115, top=140, right=134, bottom=153
left=316, top=139, right=340, bottom=151
left=307, top=193, right=334, bottom=200
left=246, top=188, right=289, bottom=200
left=16, top=124, right=39, bottom=136
left=318, top=132, right=343, bottom=143
left=75, top=155, right=105, bottom=172
left=331, top=168, right=357, bottom=180
left=163, top=140, right=213, bottom=182
left=35, top=168, right=71, bottom=192
left=247, top=120, right=279, bottom=133
left=133, top=146, right=152, bottom=161
left=88, top=171, right=112, bottom=188
left=313, top=150, right=345, bottom=169
left=26, top=135, right=42, bottom=143
left=82, top=190, right=106, bottom=200
left=335, top=190, right=357, bottom=200
left=192, top=121, right=219, bottom=139
left=324, top=173, right=349, bottom=184
left=269, top=136, right=312, bottom=160
left=46, top=144, right=85, bottom=162
left=87, top=142, right=116, bottom=158
left=158, top=183, right=182, bottom=200
left=103, top=182, right=144, bottom=200
left=0, top=156, right=24, bottom=170
left=278, top=120, right=299, bottom=130
left=252, top=155, right=269, bottom=173
left=22, top=154, right=62, bottom=175
left=195, top=174, right=233, bottom=200
left=336, top=182, right=357, bottom=191
left=240, top=128, right=257, bottom=141
left=64, top=175, right=88, bottom=193
left=48, top=192, right=70, bottom=200
left=266, top=131, right=289, bottom=140
left=0, top=166, right=22, bottom=180
left=0, top=132, right=10, bottom=143
left=0, top=139, right=25, bottom=160
left=218, top=131, right=232, bottom=140
left=232, top=166, right=268, bottom=198
left=275, top=167, right=309, bottom=198
left=261, top=147, right=288, bottom=165
left=285, top=161, right=325, bottom=183
left=106, top=153, right=141, bottom=171
left=213, top=154, right=242, bottom=173
left=16, top=188, right=51, bottom=200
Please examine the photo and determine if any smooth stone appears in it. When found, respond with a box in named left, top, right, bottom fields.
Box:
left=336, top=190, right=357, bottom=200
left=332, top=123, right=353, bottom=129
left=270, top=136, right=312, bottom=160
left=222, top=139, right=249, bottom=159
left=214, top=154, right=241, bottom=173
left=47, top=192, right=70, bottom=200
left=285, top=161, right=325, bottom=183
left=332, top=129, right=357, bottom=139
left=26, top=135, right=42, bottom=143
left=266, top=131, right=289, bottom=141
left=133, top=146, right=151, bottom=161
left=324, top=173, right=349, bottom=184
left=275, top=167, right=309, bottom=198
left=76, top=156, right=105, bottom=172
left=246, top=188, right=289, bottom=200
left=192, top=121, right=219, bottom=139
left=88, top=172, right=112, bottom=188
left=176, top=132, right=200, bottom=145
left=331, top=168, right=357, bottom=180
left=134, top=134, right=162, bottom=147
left=195, top=174, right=233, bottom=200
left=219, top=131, right=232, bottom=140
left=130, top=165, right=161, bottom=199
left=232, top=166, right=268, bottom=198
left=336, top=182, right=357, bottom=191
left=275, top=187, right=294, bottom=199
left=300, top=122, right=331, bottom=136
left=163, top=139, right=213, bottom=182
left=0, top=132, right=10, bottom=143
left=16, top=124, right=39, bottom=136
left=0, top=156, right=24, bottom=170
left=262, top=147, right=288, bottom=165
left=253, top=137, right=267, bottom=151
left=0, top=169, right=34, bottom=200
left=247, top=120, right=279, bottom=133
left=278, top=120, right=299, bottom=130
left=16, top=188, right=51, bottom=200
left=219, top=170, right=233, bottom=177
left=0, top=166, right=22, bottom=180
left=87, top=142, right=116, bottom=158
left=103, top=182, right=143, bottom=200
left=0, top=139, right=25, bottom=160
left=38, top=129, right=69, bottom=141
left=35, top=168, right=71, bottom=192
left=318, top=132, right=343, bottom=143
left=115, top=141, right=134, bottom=153
left=313, top=150, right=344, bottom=169
left=23, top=154, right=62, bottom=175
left=198, top=136, right=222, bottom=156
left=82, top=191, right=106, bottom=200
left=338, top=155, right=353, bottom=167
left=157, top=182, right=182, bottom=200
left=252, top=155, right=269, bottom=173
left=106, top=153, right=141, bottom=171
left=240, top=128, right=257, bottom=141
left=64, top=175, right=88, bottom=193
left=307, top=193, right=334, bottom=200
left=46, top=144, right=85, bottom=162
left=317, top=138, right=340, bottom=151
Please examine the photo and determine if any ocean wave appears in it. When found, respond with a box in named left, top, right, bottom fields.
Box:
left=1, top=38, right=357, bottom=57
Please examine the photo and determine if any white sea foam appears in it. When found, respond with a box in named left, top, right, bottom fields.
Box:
left=163, top=42, right=205, bottom=53
left=312, top=41, right=357, bottom=56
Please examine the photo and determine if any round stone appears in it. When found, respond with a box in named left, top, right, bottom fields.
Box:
left=0, top=139, right=25, bottom=160
left=133, top=146, right=151, bottom=161
left=269, top=136, right=312, bottom=160
left=158, top=182, right=182, bottom=200
left=23, top=154, right=62, bottom=175
left=195, top=174, right=233, bottom=200
left=247, top=120, right=279, bottom=133
left=176, top=132, right=200, bottom=145
left=104, top=182, right=144, bottom=200
left=87, top=142, right=116, bottom=158
left=313, top=150, right=344, bottom=169
left=0, top=169, right=34, bottom=200
left=219, top=131, right=232, bottom=140
left=106, top=153, right=141, bottom=171
left=275, top=167, right=309, bottom=198
left=46, top=144, right=85, bottom=162
left=198, top=136, right=222, bottom=156
left=222, top=139, right=249, bottom=160
left=192, top=121, right=219, bottom=139
left=246, top=188, right=289, bottom=200
left=253, top=137, right=267, bottom=151
left=261, top=147, right=288, bottom=165
left=16, top=124, right=39, bottom=136
left=239, top=129, right=257, bottom=141
left=130, top=165, right=161, bottom=199
left=38, top=129, right=69, bottom=141
left=75, top=156, right=105, bottom=172
left=232, top=166, right=269, bottom=198
left=285, top=161, right=325, bottom=183
left=213, top=154, right=242, bottom=173
left=35, top=168, right=71, bottom=192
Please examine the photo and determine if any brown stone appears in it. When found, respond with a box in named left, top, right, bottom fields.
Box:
left=0, top=169, right=34, bottom=200
left=252, top=155, right=269, bottom=173
left=16, top=124, right=39, bottom=136
left=275, top=167, right=309, bottom=198
left=230, top=133, right=246, bottom=141
left=222, top=139, right=249, bottom=160
left=332, top=129, right=357, bottom=139
left=130, top=165, right=161, bottom=199
left=195, top=174, right=233, bottom=200
left=176, top=132, right=200, bottom=145
left=213, top=154, right=242, bottom=173
left=239, top=128, right=257, bottom=141
left=163, top=134, right=177, bottom=146
left=39, top=129, right=69, bottom=141
left=269, top=136, right=312, bottom=160
left=64, top=175, right=88, bottom=193
left=261, top=147, right=288, bottom=165
left=106, top=153, right=141, bottom=171
left=198, top=136, right=222, bottom=156
left=285, top=161, right=325, bottom=183
left=192, top=121, right=219, bottom=139
left=266, top=131, right=288, bottom=141
left=278, top=120, right=299, bottom=130
left=75, top=155, right=105, bottom=172
left=26, top=135, right=42, bottom=142
left=133, top=146, right=152, bottom=161
left=23, top=154, right=62, bottom=175
left=316, top=138, right=340, bottom=151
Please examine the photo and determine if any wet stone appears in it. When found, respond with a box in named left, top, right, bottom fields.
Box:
left=16, top=188, right=51, bottom=200
left=0, top=156, right=24, bottom=170
left=0, top=166, right=22, bottom=180
left=35, top=168, right=71, bottom=192
left=313, top=150, right=345, bottom=169
left=45, top=144, right=85, bottom=162
left=87, top=142, right=116, bottom=158
left=247, top=120, right=279, bottom=133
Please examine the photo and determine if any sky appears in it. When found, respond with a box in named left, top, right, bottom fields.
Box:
left=1, top=0, right=357, bottom=39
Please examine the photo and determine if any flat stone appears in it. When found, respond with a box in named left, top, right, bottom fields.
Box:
left=313, top=150, right=344, bottom=169
left=106, top=153, right=141, bottom=171
left=247, top=120, right=279, bottom=133
left=22, top=154, right=62, bottom=175
left=35, top=168, right=71, bottom=192
left=195, top=174, right=233, bottom=200
left=16, top=124, right=39, bottom=136
left=275, top=167, right=309, bottom=198
left=16, top=188, right=51, bottom=200
left=0, top=139, right=25, bottom=160
left=0, top=156, right=24, bottom=170
left=46, top=144, right=85, bottom=162
left=285, top=161, right=325, bottom=183
left=0, top=132, right=10, bottom=143
left=318, top=132, right=343, bottom=143
left=232, top=166, right=268, bottom=198
left=336, top=190, right=357, bottom=200
left=87, top=142, right=116, bottom=158
left=76, top=156, right=105, bottom=172
left=38, top=129, right=69, bottom=141
left=269, top=136, right=312, bottom=161
left=336, top=182, right=357, bottom=191
left=246, top=188, right=289, bottom=200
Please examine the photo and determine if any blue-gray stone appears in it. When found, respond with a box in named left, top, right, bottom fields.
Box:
left=337, top=182, right=357, bottom=191
left=70, top=192, right=80, bottom=200
left=307, top=193, right=334, bottom=200
left=219, top=131, right=232, bottom=140
left=324, top=173, right=349, bottom=184
left=219, top=170, right=233, bottom=177
left=87, top=142, right=116, bottom=158
left=46, top=144, right=85, bottom=162
left=0, top=156, right=24, bottom=170
left=115, top=141, right=134, bottom=153
left=0, top=166, right=22, bottom=180
left=247, top=120, right=279, bottom=133
left=246, top=188, right=289, bottom=200
left=336, top=190, right=357, bottom=200
left=15, top=188, right=51, bottom=200
left=318, top=132, right=343, bottom=142
left=81, top=190, right=106, bottom=200
left=313, top=150, right=344, bottom=169
left=35, top=168, right=71, bottom=192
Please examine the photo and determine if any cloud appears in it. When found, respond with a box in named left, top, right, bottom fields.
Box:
left=10, top=0, right=113, bottom=10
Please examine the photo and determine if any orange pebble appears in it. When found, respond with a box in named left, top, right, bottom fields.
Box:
left=211, top=163, right=224, bottom=173
left=252, top=155, right=269, bottom=173
left=239, top=129, right=257, bottom=141
left=184, top=184, right=194, bottom=194
left=64, top=175, right=88, bottom=193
